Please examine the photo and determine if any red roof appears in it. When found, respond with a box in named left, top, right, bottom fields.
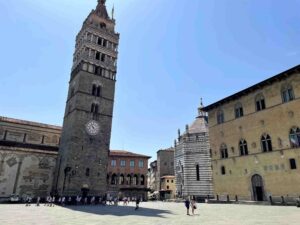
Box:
left=110, top=150, right=151, bottom=158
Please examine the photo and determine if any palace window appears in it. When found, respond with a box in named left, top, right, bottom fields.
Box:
left=120, top=160, right=126, bottom=167
left=196, top=164, right=200, bottom=181
left=289, top=127, right=300, bottom=148
left=220, top=144, right=229, bottom=159
left=130, top=160, right=135, bottom=167
left=261, top=134, right=272, bottom=152
left=217, top=109, right=224, bottom=124
left=281, top=84, right=294, bottom=103
left=235, top=103, right=244, bottom=118
left=96, top=86, right=101, bottom=97
left=289, top=158, right=297, bottom=170
left=97, top=38, right=102, bottom=45
left=255, top=94, right=266, bottom=111
left=239, top=139, right=249, bottom=156
left=111, top=160, right=116, bottom=167
left=139, top=160, right=144, bottom=168
left=221, top=166, right=226, bottom=175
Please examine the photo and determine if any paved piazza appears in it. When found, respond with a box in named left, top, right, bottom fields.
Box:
left=0, top=202, right=299, bottom=225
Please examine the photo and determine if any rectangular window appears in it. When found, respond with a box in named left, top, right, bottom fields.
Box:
left=290, top=158, right=297, bottom=170
left=120, top=160, right=126, bottom=167
left=111, top=160, right=116, bottom=167
left=196, top=165, right=200, bottom=180
left=138, top=160, right=144, bottom=168
left=130, top=160, right=135, bottom=167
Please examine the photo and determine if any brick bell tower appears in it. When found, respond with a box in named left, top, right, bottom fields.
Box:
left=55, top=0, right=119, bottom=196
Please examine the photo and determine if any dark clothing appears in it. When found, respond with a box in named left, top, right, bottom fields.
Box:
left=185, top=200, right=190, bottom=209
left=135, top=198, right=140, bottom=210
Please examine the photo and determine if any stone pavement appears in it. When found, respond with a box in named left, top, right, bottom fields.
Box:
left=0, top=202, right=299, bottom=225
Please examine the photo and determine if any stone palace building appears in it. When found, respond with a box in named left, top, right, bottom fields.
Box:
left=203, top=65, right=300, bottom=201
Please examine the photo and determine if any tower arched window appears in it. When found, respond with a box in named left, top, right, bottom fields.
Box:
left=91, top=103, right=95, bottom=113
left=85, top=168, right=90, bottom=177
left=235, top=102, right=244, bottom=118
left=97, top=86, right=101, bottom=97
left=220, top=144, right=228, bottom=159
left=94, top=104, right=99, bottom=114
left=282, top=84, right=294, bottom=103
left=101, top=54, right=105, bottom=62
left=239, top=139, right=248, bottom=156
left=92, top=85, right=97, bottom=96
left=95, top=52, right=100, bottom=60
left=289, top=127, right=300, bottom=148
left=255, top=94, right=266, bottom=111
left=100, top=22, right=106, bottom=29
left=217, top=109, right=224, bottom=124
left=261, top=134, right=272, bottom=152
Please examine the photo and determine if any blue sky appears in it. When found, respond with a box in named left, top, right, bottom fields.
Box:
left=0, top=0, right=299, bottom=161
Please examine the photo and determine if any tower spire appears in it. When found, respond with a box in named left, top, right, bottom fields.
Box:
left=95, top=0, right=109, bottom=19
left=197, top=98, right=206, bottom=118
left=112, top=4, right=115, bottom=19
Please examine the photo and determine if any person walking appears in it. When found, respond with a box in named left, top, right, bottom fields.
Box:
left=36, top=196, right=40, bottom=206
left=61, top=196, right=66, bottom=206
left=191, top=198, right=197, bottom=215
left=184, top=198, right=190, bottom=215
left=135, top=197, right=140, bottom=210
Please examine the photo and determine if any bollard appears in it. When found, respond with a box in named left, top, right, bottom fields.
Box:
left=269, top=196, right=273, bottom=205
left=235, top=195, right=238, bottom=202
left=281, top=196, right=285, bottom=205
left=216, top=195, right=219, bottom=201
left=227, top=195, right=230, bottom=202
left=297, top=196, right=300, bottom=208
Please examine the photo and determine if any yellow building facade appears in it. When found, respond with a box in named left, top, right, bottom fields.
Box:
left=160, top=176, right=175, bottom=200
left=203, top=65, right=300, bottom=201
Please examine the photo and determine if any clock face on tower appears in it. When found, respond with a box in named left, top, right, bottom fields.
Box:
left=85, top=120, right=100, bottom=136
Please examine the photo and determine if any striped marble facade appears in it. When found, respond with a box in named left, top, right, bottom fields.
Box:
left=174, top=104, right=214, bottom=199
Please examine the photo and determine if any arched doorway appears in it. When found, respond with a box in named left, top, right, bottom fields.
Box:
left=251, top=174, right=264, bottom=201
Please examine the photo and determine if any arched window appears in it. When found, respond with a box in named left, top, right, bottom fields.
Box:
left=220, top=144, right=228, bottom=159
left=255, top=94, right=266, bottom=111
left=140, top=175, right=145, bottom=186
left=95, top=52, right=100, bottom=60
left=261, top=134, right=272, bottom=152
left=91, top=103, right=95, bottom=113
left=94, top=104, right=99, bottom=114
left=100, top=22, right=106, bottom=28
left=290, top=127, right=300, bottom=148
left=221, top=166, right=226, bottom=175
left=97, top=86, right=101, bottom=97
left=91, top=103, right=99, bottom=114
left=111, top=174, right=117, bottom=185
left=196, top=164, right=200, bottom=181
left=217, top=109, right=224, bottom=124
left=119, top=174, right=125, bottom=185
left=282, top=84, right=294, bottom=103
left=92, top=85, right=97, bottom=96
left=133, top=174, right=138, bottom=185
left=85, top=168, right=90, bottom=177
left=126, top=174, right=132, bottom=185
left=239, top=139, right=248, bottom=156
left=235, top=102, right=244, bottom=118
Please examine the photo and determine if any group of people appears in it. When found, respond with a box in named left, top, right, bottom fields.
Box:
left=184, top=197, right=197, bottom=215
left=24, top=195, right=142, bottom=210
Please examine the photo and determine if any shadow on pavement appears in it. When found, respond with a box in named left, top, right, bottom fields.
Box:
left=65, top=204, right=173, bottom=218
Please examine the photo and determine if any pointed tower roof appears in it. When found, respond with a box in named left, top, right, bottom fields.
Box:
left=95, top=0, right=110, bottom=19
